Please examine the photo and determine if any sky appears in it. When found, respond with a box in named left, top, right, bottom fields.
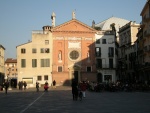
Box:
left=0, top=0, right=147, bottom=59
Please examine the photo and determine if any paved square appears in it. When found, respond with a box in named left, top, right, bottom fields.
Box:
left=0, top=87, right=150, bottom=113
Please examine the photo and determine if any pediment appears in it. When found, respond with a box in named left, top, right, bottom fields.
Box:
left=52, top=19, right=97, bottom=33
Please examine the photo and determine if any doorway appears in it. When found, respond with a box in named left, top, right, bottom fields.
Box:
left=72, top=71, right=78, bottom=84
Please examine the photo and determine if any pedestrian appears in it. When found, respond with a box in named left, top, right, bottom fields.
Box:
left=23, top=81, right=27, bottom=90
left=20, top=81, right=23, bottom=90
left=44, top=81, right=49, bottom=91
left=79, top=81, right=87, bottom=98
left=71, top=80, right=78, bottom=101
left=36, top=81, right=39, bottom=92
left=4, top=81, right=9, bottom=94
left=53, top=80, right=56, bottom=88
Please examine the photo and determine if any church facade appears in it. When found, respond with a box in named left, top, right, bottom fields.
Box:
left=51, top=12, right=97, bottom=85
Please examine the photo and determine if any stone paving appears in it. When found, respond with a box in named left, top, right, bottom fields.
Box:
left=0, top=86, right=150, bottom=113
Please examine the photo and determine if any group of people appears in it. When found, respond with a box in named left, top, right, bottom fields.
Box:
left=36, top=81, right=49, bottom=92
left=36, top=80, right=56, bottom=92
left=1, top=80, right=57, bottom=94
left=71, top=80, right=87, bottom=101
left=18, top=81, right=27, bottom=90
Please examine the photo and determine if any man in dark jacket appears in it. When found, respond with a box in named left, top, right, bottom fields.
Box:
left=4, top=81, right=9, bottom=94
left=71, top=80, right=78, bottom=100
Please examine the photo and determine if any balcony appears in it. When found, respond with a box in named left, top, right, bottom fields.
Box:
left=96, top=64, right=116, bottom=69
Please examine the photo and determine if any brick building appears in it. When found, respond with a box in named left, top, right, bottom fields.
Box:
left=51, top=12, right=97, bottom=85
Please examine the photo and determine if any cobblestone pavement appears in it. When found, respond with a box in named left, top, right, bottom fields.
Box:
left=0, top=86, right=150, bottom=113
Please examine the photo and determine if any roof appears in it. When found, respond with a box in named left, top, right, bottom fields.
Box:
left=5, top=58, right=17, bottom=63
left=52, top=19, right=97, bottom=33
left=0, top=44, right=5, bottom=50
left=95, top=16, right=130, bottom=34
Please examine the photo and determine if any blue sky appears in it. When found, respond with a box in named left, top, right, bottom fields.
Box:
left=0, top=0, right=147, bottom=59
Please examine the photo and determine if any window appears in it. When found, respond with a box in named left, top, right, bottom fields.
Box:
left=109, top=59, right=113, bottom=68
left=96, top=59, right=102, bottom=68
left=32, top=59, right=37, bottom=67
left=21, top=48, right=26, bottom=53
left=32, top=48, right=37, bottom=53
left=125, top=55, right=127, bottom=60
left=87, top=66, right=91, bottom=72
left=58, top=66, right=62, bottom=72
left=21, top=59, right=26, bottom=68
left=44, top=75, right=48, bottom=80
left=41, top=59, right=50, bottom=67
left=41, top=48, right=45, bottom=53
left=45, top=48, right=50, bottom=53
left=102, top=39, right=106, bottom=44
left=95, top=47, right=101, bottom=57
left=41, top=48, right=50, bottom=53
left=37, top=76, right=42, bottom=81
left=69, top=50, right=79, bottom=60
left=108, top=47, right=114, bottom=57
left=45, top=40, right=49, bottom=45
left=96, top=39, right=100, bottom=44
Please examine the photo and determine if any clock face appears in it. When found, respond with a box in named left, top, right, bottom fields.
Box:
left=69, top=50, right=79, bottom=60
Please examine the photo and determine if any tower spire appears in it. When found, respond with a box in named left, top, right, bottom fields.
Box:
left=72, top=11, right=75, bottom=19
left=51, top=12, right=56, bottom=27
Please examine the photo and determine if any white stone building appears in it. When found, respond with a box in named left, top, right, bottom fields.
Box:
left=95, top=30, right=117, bottom=83
left=94, top=16, right=130, bottom=83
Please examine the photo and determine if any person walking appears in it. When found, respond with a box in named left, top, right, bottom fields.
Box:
left=36, top=81, right=39, bottom=92
left=44, top=81, right=49, bottom=91
left=23, top=81, right=27, bottom=90
left=53, top=80, right=56, bottom=88
left=4, top=81, right=9, bottom=94
left=79, top=81, right=87, bottom=98
left=71, top=80, right=78, bottom=101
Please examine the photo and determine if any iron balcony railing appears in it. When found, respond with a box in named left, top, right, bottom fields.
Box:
left=96, top=64, right=117, bottom=69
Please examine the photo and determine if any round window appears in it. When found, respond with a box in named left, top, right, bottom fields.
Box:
left=69, top=50, right=79, bottom=60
